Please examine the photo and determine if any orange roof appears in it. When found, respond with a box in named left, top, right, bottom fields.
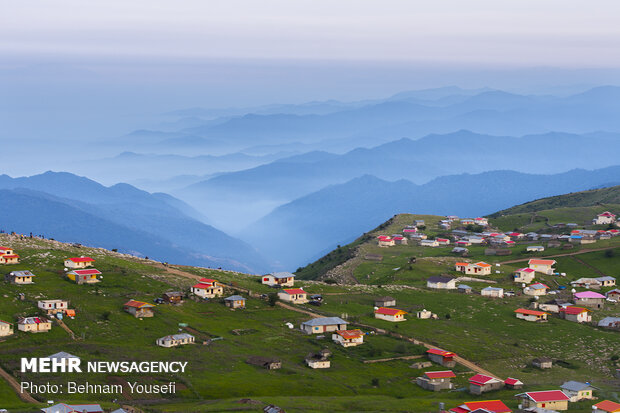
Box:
left=335, top=329, right=363, bottom=339
left=123, top=300, right=153, bottom=309
left=528, top=259, right=556, bottom=265
left=455, top=262, right=469, bottom=266
left=515, top=308, right=548, bottom=316
left=593, top=400, right=620, bottom=413
left=375, top=307, right=407, bottom=316
left=2, top=254, right=19, bottom=258
left=475, top=262, right=491, bottom=267
left=0, top=246, right=12, bottom=251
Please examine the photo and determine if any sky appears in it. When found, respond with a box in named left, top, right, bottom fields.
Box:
left=2, top=0, right=620, bottom=142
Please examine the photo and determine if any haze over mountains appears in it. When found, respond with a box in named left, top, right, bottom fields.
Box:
left=4, top=85, right=620, bottom=272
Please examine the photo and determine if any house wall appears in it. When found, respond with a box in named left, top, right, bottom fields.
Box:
left=306, top=360, right=330, bottom=369
left=375, top=313, right=405, bottom=322
left=416, top=377, right=453, bottom=391
left=0, top=323, right=13, bottom=336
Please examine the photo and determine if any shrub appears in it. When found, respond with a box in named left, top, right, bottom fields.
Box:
left=605, top=249, right=615, bottom=258
left=371, top=378, right=380, bottom=387
left=268, top=293, right=278, bottom=307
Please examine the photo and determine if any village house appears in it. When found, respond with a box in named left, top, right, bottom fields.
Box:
left=332, top=329, right=364, bottom=347
left=17, top=316, right=51, bottom=333
left=481, top=287, right=504, bottom=298
left=64, top=256, right=95, bottom=269
left=420, top=239, right=439, bottom=247
left=455, top=261, right=492, bottom=276
left=598, top=316, right=620, bottom=329
left=574, top=291, right=606, bottom=308
left=508, top=232, right=525, bottom=240
left=468, top=374, right=503, bottom=395
left=393, top=235, right=408, bottom=245
left=427, top=275, right=457, bottom=290
left=416, top=370, right=456, bottom=391
left=246, top=356, right=282, bottom=370
left=452, top=246, right=469, bottom=255
left=571, top=277, right=602, bottom=289
left=474, top=217, right=489, bottom=226
left=305, top=349, right=331, bottom=369
left=374, top=296, right=396, bottom=307
left=526, top=245, right=545, bottom=252
left=300, top=317, right=347, bottom=334
left=277, top=288, right=308, bottom=304
left=377, top=235, right=395, bottom=247
left=0, top=319, right=13, bottom=337
left=436, top=238, right=450, bottom=245
left=38, top=299, right=69, bottom=315
left=596, top=276, right=616, bottom=287
left=414, top=220, right=425, bottom=227
left=458, top=284, right=473, bottom=294
left=156, top=333, right=195, bottom=347
left=191, top=278, right=224, bottom=298
left=455, top=240, right=472, bottom=247
left=593, top=400, right=620, bottom=413
left=523, top=283, right=549, bottom=296
left=410, top=233, right=428, bottom=241
left=528, top=259, right=556, bottom=275
left=426, top=348, right=456, bottom=367
left=560, top=306, right=591, bottom=323
left=515, top=308, right=548, bottom=322
left=449, top=400, right=512, bottom=413
left=261, top=272, right=295, bottom=287
left=42, top=404, right=103, bottom=413
left=515, top=390, right=570, bottom=411
left=532, top=357, right=553, bottom=369
left=461, top=218, right=475, bottom=225
left=162, top=291, right=184, bottom=304
left=374, top=307, right=407, bottom=322
left=593, top=211, right=616, bottom=225
left=606, top=289, right=620, bottom=301
left=513, top=268, right=536, bottom=283
left=123, top=300, right=155, bottom=318
left=224, top=295, right=246, bottom=309
left=0, top=253, right=19, bottom=264
left=67, top=269, right=101, bottom=284
left=560, top=381, right=594, bottom=402
left=504, top=377, right=524, bottom=390
left=416, top=309, right=434, bottom=319
left=5, top=270, right=35, bottom=284
left=48, top=351, right=80, bottom=368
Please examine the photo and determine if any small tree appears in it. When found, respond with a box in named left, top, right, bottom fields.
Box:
left=371, top=378, right=380, bottom=387
left=605, top=249, right=615, bottom=258
left=268, top=292, right=278, bottom=307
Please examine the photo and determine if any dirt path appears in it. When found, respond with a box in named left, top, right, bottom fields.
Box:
left=363, top=355, right=422, bottom=364
left=0, top=365, right=39, bottom=404
left=149, top=263, right=503, bottom=379
left=56, top=318, right=77, bottom=340
left=499, top=246, right=614, bottom=264
left=570, top=256, right=608, bottom=276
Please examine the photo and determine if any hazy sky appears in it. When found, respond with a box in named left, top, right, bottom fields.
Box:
left=3, top=0, right=620, bottom=65
left=2, top=0, right=620, bottom=143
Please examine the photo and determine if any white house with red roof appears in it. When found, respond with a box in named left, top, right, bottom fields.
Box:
left=528, top=259, right=556, bottom=275
left=523, top=282, right=549, bottom=296
left=455, top=262, right=492, bottom=276
left=374, top=307, right=407, bottom=322
left=449, top=400, right=512, bottom=413
left=416, top=370, right=456, bottom=391
left=0, top=246, right=19, bottom=264
left=377, top=235, right=395, bottom=247
left=426, top=348, right=457, bottom=367
left=17, top=316, right=51, bottom=333
left=560, top=306, right=591, bottom=323
left=191, top=278, right=224, bottom=298
left=0, top=319, right=13, bottom=337
left=392, top=235, right=408, bottom=245
left=64, top=256, right=95, bottom=269
left=593, top=211, right=616, bottom=225
left=436, top=238, right=450, bottom=245
left=277, top=288, right=308, bottom=304
left=515, top=390, right=570, bottom=411
left=331, top=329, right=364, bottom=347
left=468, top=374, right=503, bottom=394
left=513, top=268, right=535, bottom=284
left=504, top=377, right=524, bottom=389
left=514, top=308, right=548, bottom=322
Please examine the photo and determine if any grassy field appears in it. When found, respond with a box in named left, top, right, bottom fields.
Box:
left=0, top=224, right=618, bottom=412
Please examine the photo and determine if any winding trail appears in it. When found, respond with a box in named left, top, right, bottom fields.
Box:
left=0, top=365, right=39, bottom=404
left=499, top=246, right=614, bottom=264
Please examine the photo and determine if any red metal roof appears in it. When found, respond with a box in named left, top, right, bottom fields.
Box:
left=199, top=278, right=216, bottom=283
left=2, top=254, right=19, bottom=258
left=469, top=374, right=499, bottom=385
left=462, top=400, right=511, bottom=413
left=520, top=390, right=570, bottom=402
left=375, top=307, right=406, bottom=316
left=504, top=377, right=522, bottom=386
left=282, top=288, right=306, bottom=295
left=67, top=257, right=95, bottom=263
left=427, top=348, right=456, bottom=357
left=335, top=329, right=363, bottom=339
left=192, top=283, right=213, bottom=289
left=561, top=306, right=590, bottom=315
left=425, top=370, right=456, bottom=379
left=71, top=269, right=101, bottom=275
left=0, top=246, right=12, bottom=251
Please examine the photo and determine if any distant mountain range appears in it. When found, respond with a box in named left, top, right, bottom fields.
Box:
left=0, top=172, right=268, bottom=273
left=242, top=166, right=620, bottom=270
